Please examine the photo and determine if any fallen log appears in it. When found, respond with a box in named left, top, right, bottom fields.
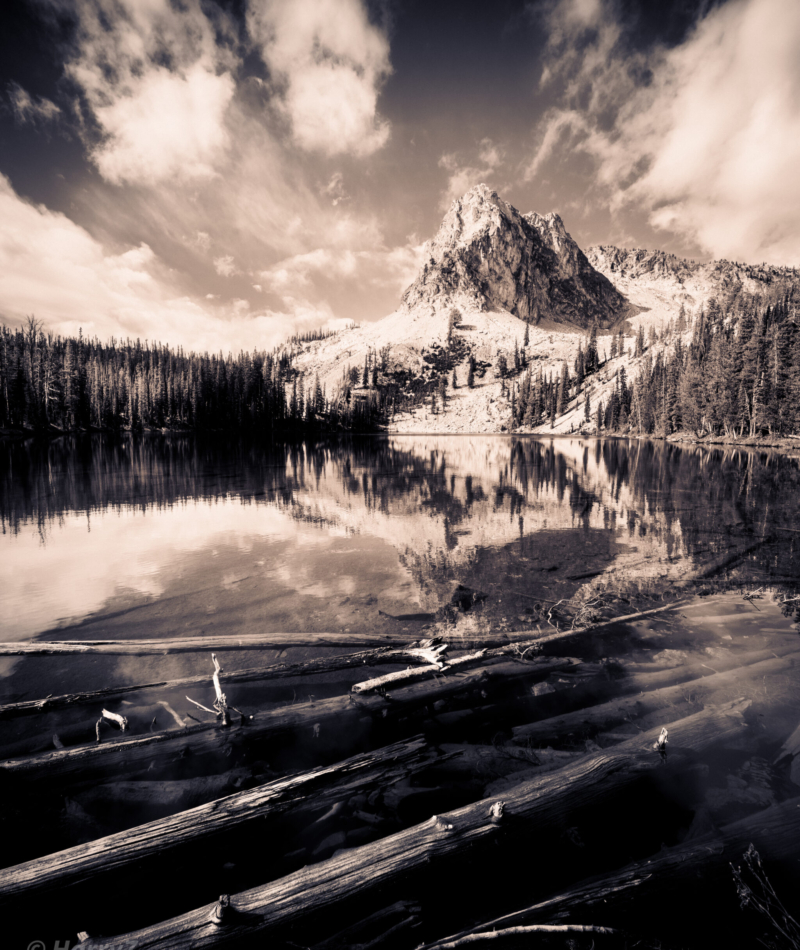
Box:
left=512, top=648, right=800, bottom=747
left=0, top=633, right=423, bottom=656
left=74, top=701, right=751, bottom=950
left=1, top=656, right=577, bottom=786
left=351, top=647, right=513, bottom=694
left=0, top=645, right=452, bottom=722
left=454, top=795, right=800, bottom=932
left=0, top=630, right=551, bottom=658
left=0, top=736, right=445, bottom=904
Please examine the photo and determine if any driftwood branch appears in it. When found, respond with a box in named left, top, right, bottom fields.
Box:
left=351, top=647, right=519, bottom=695
left=419, top=923, right=617, bottom=948
left=73, top=702, right=751, bottom=950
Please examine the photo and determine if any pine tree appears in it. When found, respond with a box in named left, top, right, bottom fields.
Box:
left=586, top=326, right=599, bottom=375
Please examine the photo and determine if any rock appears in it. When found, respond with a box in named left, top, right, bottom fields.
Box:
left=401, top=184, right=633, bottom=328
left=448, top=584, right=488, bottom=612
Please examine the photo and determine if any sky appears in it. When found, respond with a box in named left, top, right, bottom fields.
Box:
left=0, top=0, right=798, bottom=354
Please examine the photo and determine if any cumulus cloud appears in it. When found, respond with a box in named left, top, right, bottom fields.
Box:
left=528, top=0, right=800, bottom=265
left=247, top=0, right=392, bottom=157
left=50, top=0, right=236, bottom=185
left=7, top=83, right=61, bottom=125
left=92, top=65, right=234, bottom=185
left=0, top=174, right=329, bottom=354
left=438, top=139, right=506, bottom=210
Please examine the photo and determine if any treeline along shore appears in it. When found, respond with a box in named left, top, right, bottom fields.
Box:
left=0, top=321, right=384, bottom=436
left=3, top=285, right=800, bottom=443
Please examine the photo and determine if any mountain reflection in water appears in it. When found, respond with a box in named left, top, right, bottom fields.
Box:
left=2, top=434, right=799, bottom=654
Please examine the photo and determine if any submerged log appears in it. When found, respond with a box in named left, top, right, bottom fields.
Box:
left=72, top=768, right=259, bottom=818
left=456, top=795, right=800, bottom=932
left=0, top=645, right=453, bottom=722
left=1, top=656, right=577, bottom=786
left=523, top=602, right=690, bottom=652
left=512, top=648, right=800, bottom=747
left=0, top=736, right=444, bottom=904
left=74, top=701, right=751, bottom=950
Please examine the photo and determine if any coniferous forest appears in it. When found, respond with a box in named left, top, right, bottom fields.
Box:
left=2, top=288, right=800, bottom=441
left=0, top=321, right=385, bottom=435
left=508, top=292, right=800, bottom=439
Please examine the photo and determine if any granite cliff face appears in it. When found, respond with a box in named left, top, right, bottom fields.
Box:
left=401, top=185, right=633, bottom=328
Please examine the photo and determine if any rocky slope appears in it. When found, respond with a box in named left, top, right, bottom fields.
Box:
left=292, top=186, right=636, bottom=400
left=402, top=185, right=632, bottom=327
left=587, top=245, right=798, bottom=329
left=289, top=186, right=798, bottom=434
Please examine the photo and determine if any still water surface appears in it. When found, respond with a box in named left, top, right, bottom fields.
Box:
left=1, top=433, right=799, bottom=701
left=3, top=434, right=800, bottom=949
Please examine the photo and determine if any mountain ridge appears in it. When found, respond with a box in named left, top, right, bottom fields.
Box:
left=288, top=185, right=799, bottom=435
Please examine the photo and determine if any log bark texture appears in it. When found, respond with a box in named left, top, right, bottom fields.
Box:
left=74, top=701, right=750, bottom=950
left=0, top=736, right=444, bottom=904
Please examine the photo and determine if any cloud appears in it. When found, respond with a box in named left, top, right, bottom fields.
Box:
left=0, top=174, right=333, bottom=354
left=3, top=0, right=404, bottom=350
left=259, top=240, right=425, bottom=297
left=247, top=0, right=392, bottom=157
left=438, top=139, right=506, bottom=209
left=528, top=0, right=800, bottom=265
left=50, top=0, right=236, bottom=185
left=322, top=172, right=349, bottom=206
left=92, top=65, right=235, bottom=185
left=213, top=255, right=238, bottom=277
left=7, top=82, right=61, bottom=125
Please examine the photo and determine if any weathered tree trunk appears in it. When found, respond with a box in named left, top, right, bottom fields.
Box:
left=0, top=736, right=445, bottom=904
left=2, top=657, right=577, bottom=786
left=74, top=702, right=750, bottom=950
left=511, top=649, right=800, bottom=747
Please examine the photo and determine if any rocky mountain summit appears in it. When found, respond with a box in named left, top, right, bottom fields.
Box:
left=289, top=185, right=798, bottom=435
left=402, top=185, right=632, bottom=328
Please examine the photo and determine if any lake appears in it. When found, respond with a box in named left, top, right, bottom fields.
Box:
left=1, top=433, right=800, bottom=948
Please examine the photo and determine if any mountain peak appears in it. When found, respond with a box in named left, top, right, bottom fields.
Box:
left=401, top=188, right=633, bottom=328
